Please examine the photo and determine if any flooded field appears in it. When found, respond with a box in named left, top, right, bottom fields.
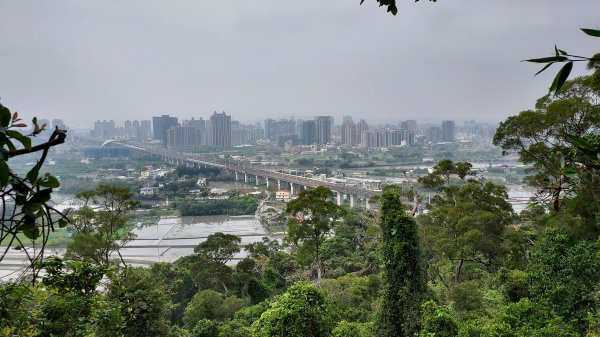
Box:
left=0, top=215, right=277, bottom=281
left=122, top=215, right=272, bottom=261
left=506, top=185, right=535, bottom=213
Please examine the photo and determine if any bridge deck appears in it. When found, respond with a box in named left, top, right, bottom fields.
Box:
left=105, top=142, right=382, bottom=198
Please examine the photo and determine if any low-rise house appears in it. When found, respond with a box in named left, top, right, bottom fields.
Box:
left=139, top=170, right=157, bottom=180
left=140, top=186, right=160, bottom=196
left=275, top=189, right=291, bottom=202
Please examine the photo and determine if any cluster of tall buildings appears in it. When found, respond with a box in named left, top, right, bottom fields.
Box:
left=154, top=112, right=234, bottom=148
left=92, top=112, right=232, bottom=147
left=424, top=120, right=456, bottom=144
left=92, top=120, right=151, bottom=141
left=263, top=116, right=334, bottom=146
left=91, top=112, right=494, bottom=149
left=339, top=117, right=418, bottom=149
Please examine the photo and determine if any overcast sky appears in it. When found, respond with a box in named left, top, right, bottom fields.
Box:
left=0, top=1, right=598, bottom=128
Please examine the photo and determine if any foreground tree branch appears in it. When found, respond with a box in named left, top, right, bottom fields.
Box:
left=8, top=127, right=67, bottom=158
left=0, top=101, right=70, bottom=283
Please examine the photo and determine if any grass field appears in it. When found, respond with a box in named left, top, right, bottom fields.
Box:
left=0, top=228, right=73, bottom=248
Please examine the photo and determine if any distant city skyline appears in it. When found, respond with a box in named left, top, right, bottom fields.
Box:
left=85, top=114, right=495, bottom=132
left=86, top=115, right=493, bottom=131
left=12, top=111, right=505, bottom=133
left=1, top=1, right=598, bottom=127
left=86, top=112, right=496, bottom=151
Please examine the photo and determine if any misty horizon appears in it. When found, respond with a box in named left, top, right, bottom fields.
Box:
left=1, top=1, right=599, bottom=128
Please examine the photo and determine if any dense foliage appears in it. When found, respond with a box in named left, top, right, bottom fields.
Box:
left=252, top=282, right=332, bottom=337
left=66, top=183, right=140, bottom=265
left=0, top=101, right=68, bottom=278
left=178, top=195, right=258, bottom=216
left=284, top=186, right=345, bottom=280
left=376, top=185, right=425, bottom=337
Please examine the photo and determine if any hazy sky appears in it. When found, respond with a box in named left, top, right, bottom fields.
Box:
left=0, top=1, right=598, bottom=128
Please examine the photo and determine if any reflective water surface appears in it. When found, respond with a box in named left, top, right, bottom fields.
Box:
left=121, top=215, right=272, bottom=262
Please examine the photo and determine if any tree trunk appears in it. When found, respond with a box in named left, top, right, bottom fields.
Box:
left=315, top=240, right=322, bottom=281
left=403, top=172, right=420, bottom=217
left=455, top=256, right=464, bottom=284
left=117, top=250, right=127, bottom=267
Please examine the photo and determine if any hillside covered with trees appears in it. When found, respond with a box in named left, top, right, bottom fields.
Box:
left=1, top=14, right=599, bottom=337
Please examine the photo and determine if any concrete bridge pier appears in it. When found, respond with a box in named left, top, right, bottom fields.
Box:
left=255, top=175, right=260, bottom=186
left=235, top=172, right=239, bottom=181
left=350, top=194, right=356, bottom=208
left=290, top=183, right=296, bottom=195
left=266, top=178, right=270, bottom=189
left=336, top=192, right=343, bottom=206
left=277, top=179, right=281, bottom=190
left=244, top=173, right=248, bottom=183
left=365, top=198, right=371, bottom=210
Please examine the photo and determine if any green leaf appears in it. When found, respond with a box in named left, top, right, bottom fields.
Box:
left=561, top=167, right=578, bottom=175
left=29, top=189, right=52, bottom=204
left=564, top=133, right=597, bottom=152
left=581, top=28, right=600, bottom=37
left=23, top=203, right=42, bottom=218
left=388, top=4, right=398, bottom=15
left=22, top=222, right=40, bottom=240
left=0, top=148, right=8, bottom=161
left=37, top=175, right=60, bottom=188
left=26, top=164, right=40, bottom=182
left=36, top=208, right=46, bottom=218
left=15, top=194, right=26, bottom=205
left=525, top=56, right=568, bottom=63
left=58, top=218, right=69, bottom=228
left=534, top=62, right=554, bottom=76
left=549, top=61, right=573, bottom=94
left=0, top=106, right=11, bottom=128
left=6, top=130, right=31, bottom=150
left=0, top=160, right=9, bottom=187
left=5, top=140, right=16, bottom=152
left=13, top=182, right=29, bottom=196
left=20, top=136, right=31, bottom=150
